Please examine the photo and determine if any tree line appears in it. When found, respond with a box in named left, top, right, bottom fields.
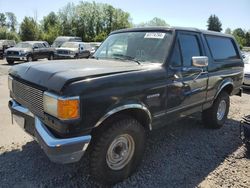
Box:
left=0, top=1, right=249, bottom=48
left=0, top=2, right=134, bottom=44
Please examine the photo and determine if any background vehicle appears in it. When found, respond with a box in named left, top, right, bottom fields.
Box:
left=5, top=41, right=55, bottom=64
left=89, top=42, right=102, bottom=55
left=51, top=36, right=82, bottom=48
left=8, top=27, right=243, bottom=184
left=55, top=42, right=91, bottom=59
left=243, top=52, right=250, bottom=89
left=0, top=40, right=16, bottom=58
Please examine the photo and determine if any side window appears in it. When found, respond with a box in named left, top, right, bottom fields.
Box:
left=179, top=34, right=201, bottom=67
left=170, top=41, right=181, bottom=67
left=38, top=43, right=44, bottom=48
left=33, top=44, right=39, bottom=48
left=205, top=36, right=239, bottom=61
left=42, top=42, right=49, bottom=48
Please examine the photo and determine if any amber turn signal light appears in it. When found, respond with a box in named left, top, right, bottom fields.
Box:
left=58, top=99, right=80, bottom=120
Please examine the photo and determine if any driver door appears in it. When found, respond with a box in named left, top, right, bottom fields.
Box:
left=166, top=32, right=208, bottom=115
left=33, top=43, right=42, bottom=59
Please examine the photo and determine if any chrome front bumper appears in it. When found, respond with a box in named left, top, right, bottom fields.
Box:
left=6, top=56, right=27, bottom=60
left=9, top=99, right=91, bottom=164
left=243, top=76, right=250, bottom=89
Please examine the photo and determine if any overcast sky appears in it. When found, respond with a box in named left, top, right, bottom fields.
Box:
left=1, top=0, right=249, bottom=31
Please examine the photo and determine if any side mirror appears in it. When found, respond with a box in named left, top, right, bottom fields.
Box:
left=192, top=56, right=208, bottom=67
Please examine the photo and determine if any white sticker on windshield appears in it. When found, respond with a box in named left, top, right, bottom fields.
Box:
left=144, top=33, right=166, bottom=39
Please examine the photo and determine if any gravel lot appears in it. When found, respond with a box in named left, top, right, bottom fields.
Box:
left=0, top=59, right=249, bottom=188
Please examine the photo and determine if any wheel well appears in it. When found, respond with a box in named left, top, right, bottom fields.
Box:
left=93, top=108, right=151, bottom=132
left=221, top=84, right=233, bottom=95
left=121, top=108, right=151, bottom=130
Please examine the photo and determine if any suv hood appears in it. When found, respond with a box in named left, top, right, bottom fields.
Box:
left=6, top=47, right=32, bottom=52
left=56, top=47, right=78, bottom=52
left=9, top=59, right=146, bottom=92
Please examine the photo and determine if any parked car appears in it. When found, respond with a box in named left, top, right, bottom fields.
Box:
left=89, top=42, right=102, bottom=55
left=8, top=27, right=243, bottom=184
left=243, top=53, right=250, bottom=89
left=55, top=42, right=91, bottom=59
left=5, top=41, right=55, bottom=64
left=52, top=36, right=82, bottom=48
left=0, top=39, right=16, bottom=58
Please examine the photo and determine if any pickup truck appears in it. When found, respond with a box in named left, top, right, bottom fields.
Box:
left=0, top=40, right=16, bottom=59
left=52, top=36, right=82, bottom=48
left=55, top=42, right=91, bottom=59
left=5, top=41, right=54, bottom=64
left=8, top=27, right=244, bottom=184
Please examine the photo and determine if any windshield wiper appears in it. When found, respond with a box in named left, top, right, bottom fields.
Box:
left=112, top=54, right=141, bottom=65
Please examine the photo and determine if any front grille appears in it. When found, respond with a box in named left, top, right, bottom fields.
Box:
left=7, top=51, right=19, bottom=56
left=12, top=79, right=44, bottom=118
left=57, top=50, right=69, bottom=55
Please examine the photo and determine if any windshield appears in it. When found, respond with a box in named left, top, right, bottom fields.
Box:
left=94, top=31, right=171, bottom=64
left=52, top=41, right=65, bottom=48
left=61, top=42, right=79, bottom=48
left=15, top=42, right=32, bottom=48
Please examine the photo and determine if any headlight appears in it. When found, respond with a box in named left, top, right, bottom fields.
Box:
left=8, top=76, right=13, bottom=92
left=43, top=92, right=80, bottom=120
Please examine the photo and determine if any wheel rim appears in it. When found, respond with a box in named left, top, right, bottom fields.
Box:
left=28, top=56, right=32, bottom=62
left=217, top=100, right=226, bottom=121
left=106, top=134, right=135, bottom=170
left=50, top=55, right=53, bottom=60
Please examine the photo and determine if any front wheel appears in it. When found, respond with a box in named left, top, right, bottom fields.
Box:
left=26, top=55, right=33, bottom=62
left=202, top=91, right=230, bottom=129
left=7, top=59, right=14, bottom=65
left=74, top=54, right=79, bottom=59
left=90, top=116, right=146, bottom=185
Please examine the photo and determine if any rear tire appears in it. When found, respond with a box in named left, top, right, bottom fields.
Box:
left=48, top=53, right=54, bottom=60
left=202, top=91, right=230, bottom=129
left=90, top=116, right=146, bottom=185
left=7, top=60, right=14, bottom=65
left=246, top=143, right=250, bottom=151
left=74, top=54, right=79, bottom=59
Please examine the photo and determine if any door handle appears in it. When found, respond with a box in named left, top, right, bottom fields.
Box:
left=193, top=70, right=208, bottom=81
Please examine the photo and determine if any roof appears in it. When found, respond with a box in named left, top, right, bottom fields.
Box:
left=111, top=26, right=233, bottom=38
left=0, top=39, right=15, bottom=42
left=56, top=36, right=82, bottom=39
left=22, top=41, right=47, bottom=44
left=62, top=41, right=85, bottom=44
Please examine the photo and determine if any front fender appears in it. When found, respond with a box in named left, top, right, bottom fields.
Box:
left=94, top=101, right=152, bottom=130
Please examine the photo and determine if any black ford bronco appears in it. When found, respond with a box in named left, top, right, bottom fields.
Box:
left=8, top=27, right=244, bottom=184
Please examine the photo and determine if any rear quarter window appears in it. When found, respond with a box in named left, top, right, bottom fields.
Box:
left=205, top=35, right=239, bottom=61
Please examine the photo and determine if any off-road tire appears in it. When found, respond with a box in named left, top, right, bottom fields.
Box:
left=202, top=91, right=230, bottom=129
left=90, top=116, right=146, bottom=185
